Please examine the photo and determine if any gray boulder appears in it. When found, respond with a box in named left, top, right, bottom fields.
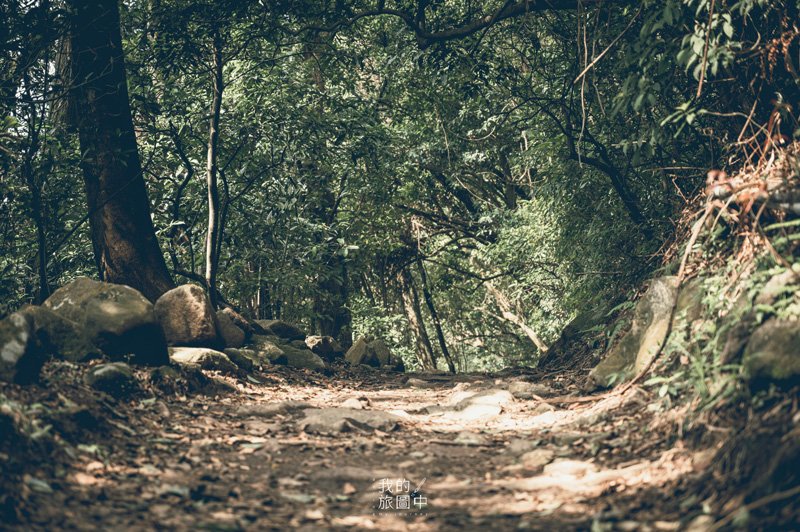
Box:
left=169, top=347, right=238, bottom=374
left=254, top=319, right=306, bottom=341
left=219, top=307, right=255, bottom=340
left=154, top=284, right=222, bottom=349
left=289, top=339, right=309, bottom=350
left=84, top=362, right=135, bottom=396
left=249, top=335, right=288, bottom=365
left=17, top=305, right=98, bottom=363
left=743, top=319, right=800, bottom=383
left=345, top=337, right=378, bottom=366
left=585, top=276, right=679, bottom=391
left=216, top=310, right=245, bottom=349
left=371, top=339, right=392, bottom=366
left=280, top=345, right=326, bottom=371
left=0, top=311, right=46, bottom=384
left=722, top=270, right=798, bottom=364
left=43, top=277, right=168, bottom=366
left=306, top=335, right=345, bottom=361
left=507, top=381, right=552, bottom=399
left=224, top=348, right=257, bottom=370
left=345, top=337, right=404, bottom=372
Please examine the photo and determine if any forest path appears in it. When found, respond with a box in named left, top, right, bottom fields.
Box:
left=6, top=363, right=708, bottom=532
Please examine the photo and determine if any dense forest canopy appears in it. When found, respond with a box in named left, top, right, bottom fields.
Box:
left=1, top=0, right=798, bottom=371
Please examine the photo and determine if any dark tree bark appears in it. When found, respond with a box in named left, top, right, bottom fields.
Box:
left=67, top=0, right=174, bottom=302
left=416, top=257, right=456, bottom=373
left=205, top=29, right=224, bottom=308
left=399, top=267, right=437, bottom=370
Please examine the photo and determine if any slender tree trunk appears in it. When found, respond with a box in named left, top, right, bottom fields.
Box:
left=21, top=121, right=49, bottom=303
left=416, top=257, right=456, bottom=373
left=486, top=281, right=549, bottom=353
left=205, top=30, right=224, bottom=308
left=67, top=0, right=174, bottom=302
left=20, top=74, right=50, bottom=303
left=400, top=267, right=437, bottom=370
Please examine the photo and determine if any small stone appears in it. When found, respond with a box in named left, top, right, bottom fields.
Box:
left=572, top=412, right=609, bottom=428
left=454, top=430, right=488, bottom=445
left=519, top=449, right=554, bottom=469
left=84, top=362, right=135, bottom=396
left=684, top=515, right=714, bottom=532
left=532, top=403, right=555, bottom=415
left=169, top=347, right=238, bottom=373
left=299, top=408, right=402, bottom=434
left=507, top=438, right=539, bottom=455
left=543, top=459, right=598, bottom=477
left=151, top=365, right=179, bottom=380
left=237, top=401, right=311, bottom=417
left=0, top=311, right=45, bottom=384
left=553, top=431, right=612, bottom=446
left=508, top=381, right=552, bottom=399
left=341, top=398, right=364, bottom=409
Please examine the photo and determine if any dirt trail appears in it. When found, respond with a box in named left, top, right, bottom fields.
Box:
left=2, top=360, right=729, bottom=532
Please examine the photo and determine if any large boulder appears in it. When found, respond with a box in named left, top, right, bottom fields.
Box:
left=0, top=311, right=46, bottom=384
left=169, top=347, right=238, bottom=374
left=345, top=337, right=378, bottom=366
left=154, top=284, right=221, bottom=349
left=371, top=339, right=392, bottom=366
left=280, top=344, right=326, bottom=371
left=585, top=276, right=679, bottom=391
left=223, top=348, right=257, bottom=371
left=216, top=310, right=245, bottom=349
left=219, top=307, right=255, bottom=341
left=721, top=270, right=797, bottom=364
left=254, top=320, right=306, bottom=341
left=17, top=305, right=98, bottom=363
left=249, top=335, right=288, bottom=365
left=743, top=319, right=800, bottom=383
left=345, top=337, right=404, bottom=372
left=306, top=335, right=345, bottom=361
left=289, top=339, right=309, bottom=350
left=43, top=277, right=168, bottom=366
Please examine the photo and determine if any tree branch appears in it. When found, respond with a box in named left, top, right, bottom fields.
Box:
left=285, top=1, right=602, bottom=49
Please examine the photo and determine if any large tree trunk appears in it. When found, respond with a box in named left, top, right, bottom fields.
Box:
left=399, top=267, right=437, bottom=370
left=68, top=0, right=174, bottom=302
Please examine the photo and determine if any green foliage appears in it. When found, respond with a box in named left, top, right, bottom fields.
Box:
left=2, top=0, right=798, bottom=373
